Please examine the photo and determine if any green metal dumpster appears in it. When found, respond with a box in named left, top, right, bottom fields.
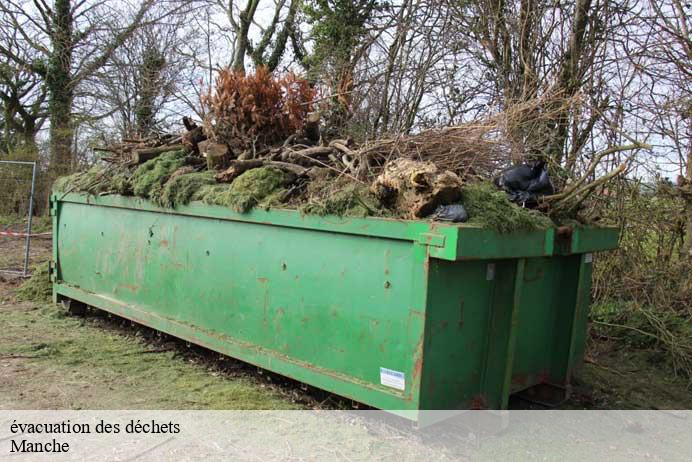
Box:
left=50, top=192, right=618, bottom=422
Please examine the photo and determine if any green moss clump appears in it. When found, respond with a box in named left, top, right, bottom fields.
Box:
left=198, top=167, right=288, bottom=212
left=301, top=182, right=381, bottom=217
left=53, top=166, right=113, bottom=195
left=53, top=164, right=133, bottom=196
left=52, top=174, right=74, bottom=193
left=111, top=171, right=133, bottom=195
left=159, top=171, right=216, bottom=208
left=193, top=183, right=226, bottom=202
left=16, top=262, right=52, bottom=302
left=131, top=150, right=187, bottom=202
left=461, top=182, right=554, bottom=233
left=53, top=152, right=186, bottom=202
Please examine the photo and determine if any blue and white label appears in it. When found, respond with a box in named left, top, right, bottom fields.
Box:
left=380, top=367, right=405, bottom=390
left=584, top=253, right=593, bottom=264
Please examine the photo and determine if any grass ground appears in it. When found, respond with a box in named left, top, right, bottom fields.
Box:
left=577, top=338, right=691, bottom=409
left=0, top=298, right=302, bottom=410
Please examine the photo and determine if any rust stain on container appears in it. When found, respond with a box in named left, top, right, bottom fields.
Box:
left=512, top=373, right=528, bottom=386
left=412, top=333, right=425, bottom=380
left=118, top=284, right=140, bottom=293
left=538, top=370, right=551, bottom=384
left=470, top=394, right=487, bottom=409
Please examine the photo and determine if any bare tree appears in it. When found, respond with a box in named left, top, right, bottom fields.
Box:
left=297, top=0, right=383, bottom=130
left=629, top=0, right=692, bottom=256
left=0, top=0, right=171, bottom=174
left=0, top=27, right=46, bottom=157
left=217, top=0, right=300, bottom=73
left=92, top=11, right=200, bottom=138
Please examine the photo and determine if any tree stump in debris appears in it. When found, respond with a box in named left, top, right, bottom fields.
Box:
left=303, top=112, right=321, bottom=143
left=370, top=158, right=463, bottom=218
left=199, top=140, right=230, bottom=170
left=216, top=160, right=265, bottom=182
left=131, top=145, right=185, bottom=164
left=182, top=125, right=206, bottom=154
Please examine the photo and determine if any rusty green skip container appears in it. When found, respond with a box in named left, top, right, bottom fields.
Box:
left=50, top=193, right=618, bottom=423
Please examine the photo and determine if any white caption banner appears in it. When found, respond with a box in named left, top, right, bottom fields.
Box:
left=1, top=410, right=691, bottom=461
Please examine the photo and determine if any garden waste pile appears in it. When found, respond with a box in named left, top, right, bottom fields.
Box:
left=54, top=68, right=564, bottom=232
left=54, top=144, right=556, bottom=232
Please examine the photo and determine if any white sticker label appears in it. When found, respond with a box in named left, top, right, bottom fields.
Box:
left=584, top=253, right=593, bottom=264
left=486, top=263, right=496, bottom=281
left=380, top=367, right=405, bottom=390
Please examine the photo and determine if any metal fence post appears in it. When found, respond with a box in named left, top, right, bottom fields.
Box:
left=23, top=162, right=38, bottom=276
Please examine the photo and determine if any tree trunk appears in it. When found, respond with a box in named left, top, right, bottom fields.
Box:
left=681, top=144, right=692, bottom=259
left=48, top=97, right=73, bottom=175
left=548, top=0, right=592, bottom=165
left=21, top=131, right=40, bottom=160
left=47, top=0, right=74, bottom=176
left=135, top=47, right=166, bottom=136
left=231, top=0, right=260, bottom=73
left=683, top=202, right=692, bottom=259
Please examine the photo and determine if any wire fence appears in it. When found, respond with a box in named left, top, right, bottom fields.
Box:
left=0, top=160, right=38, bottom=276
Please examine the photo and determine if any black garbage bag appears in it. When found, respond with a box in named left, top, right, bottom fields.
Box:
left=431, top=204, right=469, bottom=223
left=495, top=161, right=554, bottom=207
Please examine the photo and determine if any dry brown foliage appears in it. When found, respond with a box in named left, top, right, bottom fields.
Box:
left=355, top=125, right=506, bottom=180
left=202, top=67, right=315, bottom=154
left=351, top=93, right=583, bottom=181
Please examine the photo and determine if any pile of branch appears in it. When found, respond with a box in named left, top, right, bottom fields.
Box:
left=90, top=114, right=501, bottom=220
left=355, top=125, right=506, bottom=180
left=87, top=88, right=651, bottom=224
left=541, top=142, right=651, bottom=213
left=211, top=125, right=506, bottom=186
left=93, top=117, right=205, bottom=165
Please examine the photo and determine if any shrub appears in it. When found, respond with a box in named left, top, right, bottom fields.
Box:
left=591, top=180, right=691, bottom=380
left=202, top=67, right=315, bottom=154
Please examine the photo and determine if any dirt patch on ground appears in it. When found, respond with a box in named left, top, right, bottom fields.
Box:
left=568, top=339, right=692, bottom=410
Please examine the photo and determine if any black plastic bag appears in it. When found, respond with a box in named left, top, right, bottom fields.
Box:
left=431, top=204, right=469, bottom=223
left=495, top=161, right=554, bottom=207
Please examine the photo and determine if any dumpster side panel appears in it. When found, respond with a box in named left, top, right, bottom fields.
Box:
left=55, top=200, right=428, bottom=410
left=510, top=254, right=592, bottom=390
left=418, top=258, right=520, bottom=410
left=510, top=257, right=564, bottom=390
left=566, top=253, right=594, bottom=373
left=422, top=254, right=596, bottom=409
